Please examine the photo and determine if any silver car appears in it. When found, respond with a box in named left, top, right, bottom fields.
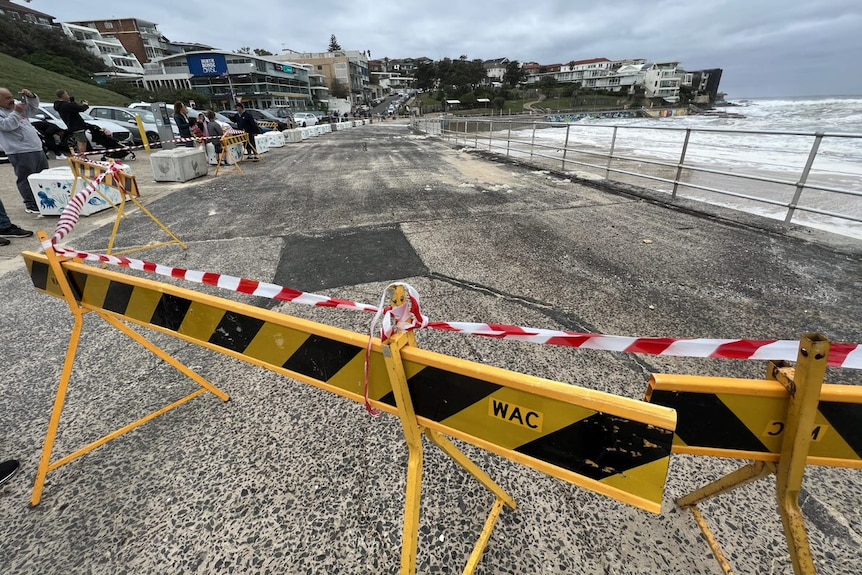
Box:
left=87, top=105, right=180, bottom=145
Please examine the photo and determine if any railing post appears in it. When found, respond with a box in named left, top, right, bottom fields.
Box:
left=671, top=128, right=692, bottom=200
left=506, top=122, right=512, bottom=158
left=785, top=133, right=824, bottom=223
left=530, top=122, right=537, bottom=160
left=488, top=120, right=494, bottom=151
left=605, top=126, right=618, bottom=180
left=474, top=120, right=479, bottom=149
left=561, top=124, right=571, bottom=171
left=464, top=118, right=468, bottom=146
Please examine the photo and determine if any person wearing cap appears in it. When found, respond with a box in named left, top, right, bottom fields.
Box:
left=234, top=102, right=260, bottom=160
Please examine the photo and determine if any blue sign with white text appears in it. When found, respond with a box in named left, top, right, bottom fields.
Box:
left=187, top=54, right=228, bottom=77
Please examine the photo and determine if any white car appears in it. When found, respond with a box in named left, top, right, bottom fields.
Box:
left=87, top=105, right=180, bottom=145
left=29, top=105, right=134, bottom=149
left=293, top=112, right=319, bottom=127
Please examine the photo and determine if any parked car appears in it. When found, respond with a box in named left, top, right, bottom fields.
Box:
left=29, top=105, right=135, bottom=150
left=87, top=105, right=179, bottom=145
left=218, top=109, right=273, bottom=133
left=237, top=108, right=290, bottom=131
left=293, top=112, right=319, bottom=127
left=266, top=106, right=297, bottom=128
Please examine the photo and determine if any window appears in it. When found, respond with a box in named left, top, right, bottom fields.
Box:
left=104, top=21, right=113, bottom=29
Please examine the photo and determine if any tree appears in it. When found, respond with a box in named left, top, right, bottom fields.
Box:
left=538, top=75, right=558, bottom=95
left=253, top=48, right=273, bottom=56
left=0, top=18, right=107, bottom=82
left=328, top=35, right=342, bottom=52
left=235, top=47, right=251, bottom=54
left=414, top=61, right=437, bottom=91
left=503, top=61, right=526, bottom=88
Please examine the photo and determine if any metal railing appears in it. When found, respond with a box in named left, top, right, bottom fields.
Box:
left=412, top=117, right=862, bottom=239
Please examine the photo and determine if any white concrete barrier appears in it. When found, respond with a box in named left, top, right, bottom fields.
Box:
left=266, top=131, right=285, bottom=147
left=283, top=129, right=302, bottom=143
left=150, top=147, right=208, bottom=182
left=28, top=165, right=128, bottom=216
left=254, top=134, right=271, bottom=154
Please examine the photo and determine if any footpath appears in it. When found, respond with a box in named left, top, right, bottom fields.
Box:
left=1, top=122, right=861, bottom=574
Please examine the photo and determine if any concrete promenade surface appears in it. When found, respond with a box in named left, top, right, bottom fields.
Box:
left=1, top=123, right=861, bottom=574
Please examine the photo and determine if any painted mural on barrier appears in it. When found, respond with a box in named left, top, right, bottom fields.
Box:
left=546, top=111, right=640, bottom=123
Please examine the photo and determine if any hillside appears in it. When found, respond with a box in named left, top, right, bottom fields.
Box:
left=0, top=52, right=128, bottom=106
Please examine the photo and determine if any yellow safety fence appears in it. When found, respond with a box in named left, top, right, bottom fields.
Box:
left=67, top=156, right=186, bottom=256
left=23, top=246, right=676, bottom=575
left=646, top=336, right=860, bottom=575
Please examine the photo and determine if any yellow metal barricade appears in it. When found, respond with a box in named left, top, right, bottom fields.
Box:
left=214, top=132, right=253, bottom=176
left=23, top=251, right=677, bottom=575
left=68, top=156, right=186, bottom=256
left=646, top=336, right=860, bottom=575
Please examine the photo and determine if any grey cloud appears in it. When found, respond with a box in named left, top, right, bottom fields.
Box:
left=33, top=0, right=862, bottom=97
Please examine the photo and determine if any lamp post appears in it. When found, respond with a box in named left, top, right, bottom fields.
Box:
left=227, top=74, right=236, bottom=106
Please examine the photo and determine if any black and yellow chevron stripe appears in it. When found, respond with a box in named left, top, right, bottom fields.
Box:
left=647, top=374, right=862, bottom=469
left=25, top=251, right=677, bottom=512
left=69, top=157, right=139, bottom=197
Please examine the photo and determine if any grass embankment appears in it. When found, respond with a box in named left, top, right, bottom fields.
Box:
left=0, top=51, right=127, bottom=105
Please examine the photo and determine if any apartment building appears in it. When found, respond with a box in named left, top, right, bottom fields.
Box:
left=142, top=50, right=315, bottom=110
left=0, top=0, right=54, bottom=25
left=60, top=22, right=145, bottom=84
left=67, top=18, right=170, bottom=64
left=275, top=50, right=370, bottom=107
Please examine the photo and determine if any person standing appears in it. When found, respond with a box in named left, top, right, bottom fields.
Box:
left=0, top=87, right=45, bottom=225
left=173, top=101, right=194, bottom=147
left=234, top=102, right=259, bottom=160
left=204, top=110, right=225, bottom=163
left=53, top=90, right=89, bottom=155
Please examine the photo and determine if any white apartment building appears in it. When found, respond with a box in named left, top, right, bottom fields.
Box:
left=643, top=62, right=684, bottom=102
left=484, top=58, right=509, bottom=85
left=274, top=50, right=370, bottom=106
left=60, top=22, right=145, bottom=81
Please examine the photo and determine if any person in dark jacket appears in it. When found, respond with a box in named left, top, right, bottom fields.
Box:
left=173, top=101, right=194, bottom=147
left=53, top=90, right=89, bottom=155
left=234, top=102, right=260, bottom=159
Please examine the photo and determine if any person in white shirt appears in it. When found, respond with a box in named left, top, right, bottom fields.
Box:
left=0, top=86, right=39, bottom=238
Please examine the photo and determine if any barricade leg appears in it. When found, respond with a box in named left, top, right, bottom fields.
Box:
left=31, top=310, right=84, bottom=507
left=677, top=460, right=775, bottom=507
left=30, top=235, right=227, bottom=506
left=425, top=429, right=516, bottom=574
left=775, top=335, right=828, bottom=575
left=675, top=334, right=827, bottom=575
left=383, top=311, right=516, bottom=575
left=122, top=196, right=188, bottom=254
left=383, top=331, right=424, bottom=575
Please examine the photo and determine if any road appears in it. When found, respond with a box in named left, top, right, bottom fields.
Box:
left=1, top=121, right=861, bottom=574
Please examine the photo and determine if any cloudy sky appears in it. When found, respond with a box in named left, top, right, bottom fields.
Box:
left=29, top=0, right=862, bottom=98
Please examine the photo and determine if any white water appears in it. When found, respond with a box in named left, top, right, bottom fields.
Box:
left=501, top=96, right=862, bottom=239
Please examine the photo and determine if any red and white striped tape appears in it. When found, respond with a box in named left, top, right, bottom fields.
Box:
left=43, top=163, right=862, bottom=372
left=76, top=133, right=241, bottom=158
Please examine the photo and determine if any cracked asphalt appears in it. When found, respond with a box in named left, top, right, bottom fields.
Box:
left=1, top=121, right=861, bottom=574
